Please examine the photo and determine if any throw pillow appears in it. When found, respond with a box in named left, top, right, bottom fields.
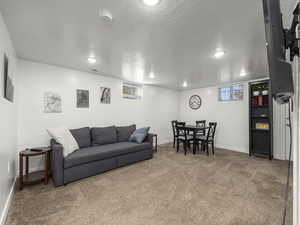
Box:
left=129, top=127, right=150, bottom=144
left=47, top=126, right=79, bottom=157
left=116, top=125, right=136, bottom=142
left=70, top=127, right=91, bottom=148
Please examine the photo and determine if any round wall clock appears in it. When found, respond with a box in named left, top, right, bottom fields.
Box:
left=189, top=95, right=202, bottom=110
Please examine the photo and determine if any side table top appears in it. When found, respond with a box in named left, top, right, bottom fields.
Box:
left=20, top=147, right=51, bottom=156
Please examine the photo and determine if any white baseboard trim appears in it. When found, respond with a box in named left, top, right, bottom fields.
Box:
left=214, top=144, right=248, bottom=154
left=158, top=139, right=172, bottom=145
left=0, top=177, right=17, bottom=225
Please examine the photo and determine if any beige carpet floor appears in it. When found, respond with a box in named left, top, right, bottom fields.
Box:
left=6, top=144, right=292, bottom=225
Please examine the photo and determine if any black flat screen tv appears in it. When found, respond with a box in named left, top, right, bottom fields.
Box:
left=262, top=0, right=294, bottom=104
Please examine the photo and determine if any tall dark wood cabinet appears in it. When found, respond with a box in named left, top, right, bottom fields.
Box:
left=249, top=80, right=273, bottom=160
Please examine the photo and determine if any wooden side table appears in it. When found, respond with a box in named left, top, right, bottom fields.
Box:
left=153, top=134, right=158, bottom=152
left=19, top=147, right=51, bottom=190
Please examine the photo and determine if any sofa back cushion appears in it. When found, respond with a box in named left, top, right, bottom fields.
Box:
left=91, top=126, right=117, bottom=146
left=116, top=125, right=136, bottom=142
left=70, top=127, right=91, bottom=149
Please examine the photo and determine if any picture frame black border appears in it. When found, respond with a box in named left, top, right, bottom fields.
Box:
left=76, top=89, right=90, bottom=108
left=3, top=53, right=8, bottom=100
left=3, top=53, right=14, bottom=103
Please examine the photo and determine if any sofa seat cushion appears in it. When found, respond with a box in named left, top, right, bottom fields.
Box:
left=64, top=142, right=151, bottom=169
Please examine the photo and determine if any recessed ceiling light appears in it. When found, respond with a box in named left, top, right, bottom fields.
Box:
left=87, top=57, right=97, bottom=64
left=214, top=50, right=225, bottom=59
left=183, top=81, right=188, bottom=88
left=142, top=0, right=161, bottom=7
left=149, top=72, right=155, bottom=79
left=240, top=71, right=248, bottom=77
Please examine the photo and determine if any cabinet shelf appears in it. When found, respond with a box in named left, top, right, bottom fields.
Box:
left=251, top=129, right=269, bottom=132
left=251, top=95, right=269, bottom=98
left=251, top=116, right=269, bottom=119
left=251, top=105, right=269, bottom=108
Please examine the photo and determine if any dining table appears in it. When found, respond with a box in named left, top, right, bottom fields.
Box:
left=182, top=125, right=209, bottom=154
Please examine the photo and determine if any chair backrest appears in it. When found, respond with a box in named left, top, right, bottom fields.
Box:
left=171, top=120, right=178, bottom=136
left=207, top=122, right=217, bottom=141
left=175, top=122, right=186, bottom=137
left=196, top=120, right=206, bottom=135
left=176, top=122, right=185, bottom=126
left=196, top=120, right=206, bottom=128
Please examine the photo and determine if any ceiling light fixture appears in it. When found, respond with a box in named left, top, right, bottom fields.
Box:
left=142, top=0, right=161, bottom=7
left=183, top=81, right=188, bottom=88
left=214, top=50, right=225, bottom=59
left=87, top=57, right=97, bottom=64
left=240, top=71, right=248, bottom=77
left=149, top=72, right=155, bottom=79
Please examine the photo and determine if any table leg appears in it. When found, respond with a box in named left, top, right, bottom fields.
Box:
left=155, top=135, right=158, bottom=152
left=25, top=156, right=29, bottom=177
left=193, top=130, right=196, bottom=154
left=44, top=152, right=49, bottom=185
left=19, top=155, right=23, bottom=190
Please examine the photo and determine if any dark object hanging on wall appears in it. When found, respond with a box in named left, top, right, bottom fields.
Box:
left=3, top=54, right=14, bottom=102
left=76, top=89, right=89, bottom=108
left=189, top=95, right=202, bottom=110
left=249, top=80, right=273, bottom=160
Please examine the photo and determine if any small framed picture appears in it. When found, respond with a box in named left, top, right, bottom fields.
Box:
left=100, top=87, right=111, bottom=104
left=77, top=89, right=89, bottom=108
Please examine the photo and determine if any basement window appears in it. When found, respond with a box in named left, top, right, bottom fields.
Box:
left=219, top=87, right=231, bottom=101
left=231, top=84, right=244, bottom=100
left=122, top=83, right=143, bottom=99
left=219, top=84, right=243, bottom=101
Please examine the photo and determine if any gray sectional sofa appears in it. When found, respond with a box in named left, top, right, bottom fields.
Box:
left=50, top=125, right=154, bottom=186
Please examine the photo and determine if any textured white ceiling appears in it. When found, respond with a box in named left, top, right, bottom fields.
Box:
left=0, top=0, right=288, bottom=90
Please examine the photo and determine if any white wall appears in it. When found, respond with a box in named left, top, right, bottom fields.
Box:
left=0, top=12, right=18, bottom=225
left=179, top=83, right=249, bottom=153
left=273, top=99, right=289, bottom=160
left=17, top=60, right=179, bottom=168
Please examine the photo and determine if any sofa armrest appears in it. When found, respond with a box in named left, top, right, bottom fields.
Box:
left=50, top=139, right=64, bottom=186
left=145, top=133, right=154, bottom=148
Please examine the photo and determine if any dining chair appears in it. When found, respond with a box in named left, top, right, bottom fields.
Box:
left=176, top=123, right=193, bottom=155
left=171, top=120, right=178, bottom=148
left=196, top=120, right=206, bottom=136
left=196, top=122, right=217, bottom=156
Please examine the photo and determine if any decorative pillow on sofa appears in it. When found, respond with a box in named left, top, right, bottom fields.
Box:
left=70, top=127, right=91, bottom=148
left=47, top=126, right=79, bottom=157
left=91, top=126, right=117, bottom=146
left=116, top=125, right=136, bottom=142
left=129, top=127, right=150, bottom=144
